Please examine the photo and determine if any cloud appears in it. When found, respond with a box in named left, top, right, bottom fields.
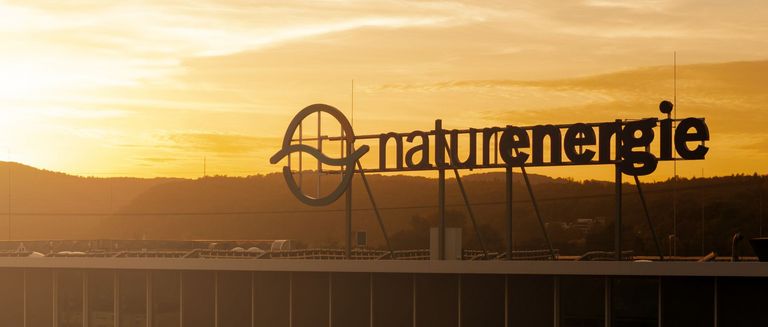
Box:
left=4, top=0, right=768, bottom=179
left=137, top=157, right=179, bottom=163
left=165, top=132, right=280, bottom=155
left=738, top=136, right=768, bottom=154
left=35, top=107, right=131, bottom=119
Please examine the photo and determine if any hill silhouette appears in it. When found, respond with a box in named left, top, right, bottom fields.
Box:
left=0, top=161, right=176, bottom=239
left=1, top=161, right=765, bottom=256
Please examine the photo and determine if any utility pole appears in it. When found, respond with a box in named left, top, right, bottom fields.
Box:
left=672, top=51, right=678, bottom=257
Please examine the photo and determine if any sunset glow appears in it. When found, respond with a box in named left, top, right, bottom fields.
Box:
left=3, top=0, right=767, bottom=180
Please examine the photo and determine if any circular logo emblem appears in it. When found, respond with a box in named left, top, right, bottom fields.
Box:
left=270, top=104, right=369, bottom=206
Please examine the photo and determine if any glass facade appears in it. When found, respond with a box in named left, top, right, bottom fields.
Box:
left=371, top=273, right=413, bottom=327
left=151, top=271, right=180, bottom=327
left=118, top=271, right=146, bottom=327
left=0, top=269, right=24, bottom=325
left=460, top=274, right=505, bottom=327
left=217, top=271, right=252, bottom=327
left=611, top=278, right=658, bottom=327
left=661, top=276, right=714, bottom=327
left=415, top=273, right=459, bottom=327
left=291, top=272, right=329, bottom=327
left=26, top=269, right=54, bottom=327
left=560, top=276, right=605, bottom=327
left=181, top=271, right=215, bottom=327
left=252, top=271, right=289, bottom=327
left=0, top=268, right=765, bottom=326
left=57, top=270, right=83, bottom=327
left=508, top=275, right=554, bottom=327
left=87, top=270, right=114, bottom=327
left=331, top=272, right=370, bottom=327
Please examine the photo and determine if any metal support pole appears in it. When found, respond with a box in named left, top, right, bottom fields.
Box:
left=328, top=273, right=332, bottom=327
left=115, top=272, right=120, bottom=327
left=657, top=277, right=662, bottom=327
left=615, top=121, right=623, bottom=261
left=147, top=271, right=152, bottom=327
left=53, top=271, right=58, bottom=327
left=317, top=112, right=322, bottom=198
left=554, top=276, right=560, bottom=327
left=615, top=165, right=622, bottom=261
left=288, top=272, right=293, bottom=327
left=411, top=274, right=416, bottom=327
left=22, top=269, right=27, bottom=327
left=438, top=168, right=446, bottom=260
left=346, top=179, right=352, bottom=260
left=345, top=132, right=353, bottom=260
left=604, top=278, right=611, bottom=327
left=356, top=161, right=393, bottom=256
left=83, top=272, right=88, bottom=327
left=713, top=277, right=718, bottom=327
left=214, top=272, right=219, bottom=327
left=298, top=123, right=302, bottom=187
left=505, top=166, right=513, bottom=260
left=634, top=175, right=664, bottom=260
left=178, top=272, right=183, bottom=327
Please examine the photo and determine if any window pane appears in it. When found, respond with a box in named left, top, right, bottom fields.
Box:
left=560, top=277, right=604, bottom=327
left=612, top=278, right=657, bottom=327
left=372, top=273, right=412, bottom=327
left=661, top=277, right=713, bottom=327
left=182, top=271, right=215, bottom=327
left=119, top=271, right=147, bottom=327
left=415, top=274, right=458, bottom=327
left=717, top=277, right=768, bottom=326
left=217, top=271, right=252, bottom=327
left=152, top=271, right=180, bottom=327
left=58, top=270, right=84, bottom=327
left=291, top=272, right=329, bottom=327
left=461, top=274, right=504, bottom=327
left=331, top=272, right=370, bottom=327
left=0, top=269, right=24, bottom=325
left=26, top=269, right=54, bottom=327
left=508, top=275, right=554, bottom=327
left=253, top=271, right=289, bottom=327
left=88, top=270, right=114, bottom=327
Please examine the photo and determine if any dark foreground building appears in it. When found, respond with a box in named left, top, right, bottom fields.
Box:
left=1, top=255, right=767, bottom=327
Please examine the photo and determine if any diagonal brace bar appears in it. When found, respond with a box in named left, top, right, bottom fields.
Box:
left=514, top=150, right=556, bottom=260
left=356, top=160, right=394, bottom=257
left=443, top=143, right=488, bottom=258
left=633, top=175, right=664, bottom=260
left=452, top=169, right=488, bottom=258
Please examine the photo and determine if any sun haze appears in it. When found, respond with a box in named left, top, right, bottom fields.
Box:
left=2, top=0, right=767, bottom=180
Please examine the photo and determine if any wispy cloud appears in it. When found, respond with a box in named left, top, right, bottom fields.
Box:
left=164, top=132, right=279, bottom=155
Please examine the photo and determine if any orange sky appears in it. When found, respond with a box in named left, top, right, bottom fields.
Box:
left=2, top=0, right=767, bottom=180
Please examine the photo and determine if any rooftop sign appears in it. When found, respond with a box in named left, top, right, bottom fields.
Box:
left=270, top=103, right=709, bottom=206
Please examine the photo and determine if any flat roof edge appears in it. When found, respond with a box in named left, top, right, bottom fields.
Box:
left=0, top=258, right=766, bottom=277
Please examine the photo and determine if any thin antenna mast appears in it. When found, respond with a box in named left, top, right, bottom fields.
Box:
left=351, top=79, right=354, bottom=129
left=7, top=150, right=10, bottom=240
